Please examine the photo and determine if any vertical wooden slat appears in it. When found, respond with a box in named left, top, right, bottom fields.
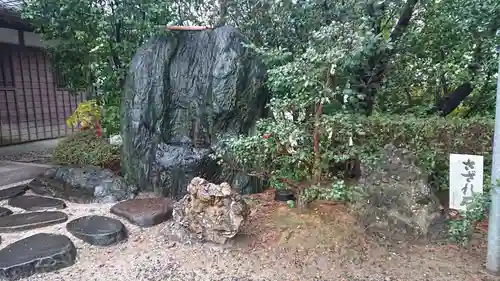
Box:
left=0, top=44, right=17, bottom=145
left=42, top=49, right=54, bottom=138
left=0, top=39, right=88, bottom=146
left=25, top=47, right=40, bottom=141
left=34, top=48, right=48, bottom=138
left=9, top=45, right=22, bottom=141
left=16, top=43, right=31, bottom=143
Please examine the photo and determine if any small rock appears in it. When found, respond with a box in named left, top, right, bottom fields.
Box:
left=110, top=198, right=174, bottom=227
left=8, top=195, right=66, bottom=211
left=109, top=134, right=123, bottom=146
left=66, top=215, right=127, bottom=246
left=0, top=233, right=76, bottom=281
left=0, top=211, right=68, bottom=232
left=171, top=177, right=249, bottom=244
left=279, top=229, right=293, bottom=244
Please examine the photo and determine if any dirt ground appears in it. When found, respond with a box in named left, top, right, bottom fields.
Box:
left=229, top=189, right=497, bottom=281
left=13, top=189, right=499, bottom=281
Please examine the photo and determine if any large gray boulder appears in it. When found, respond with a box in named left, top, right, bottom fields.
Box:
left=355, top=144, right=446, bottom=241
left=121, top=26, right=269, bottom=198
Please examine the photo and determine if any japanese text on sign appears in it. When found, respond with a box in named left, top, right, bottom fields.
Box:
left=449, top=154, right=484, bottom=211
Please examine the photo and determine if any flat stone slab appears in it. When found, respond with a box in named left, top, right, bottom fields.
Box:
left=0, top=185, right=27, bottom=201
left=0, top=211, right=68, bottom=232
left=0, top=207, right=12, bottom=217
left=8, top=195, right=66, bottom=211
left=66, top=215, right=126, bottom=246
left=0, top=233, right=76, bottom=281
left=110, top=198, right=174, bottom=227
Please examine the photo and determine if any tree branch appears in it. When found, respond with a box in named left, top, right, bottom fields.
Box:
left=389, top=0, right=419, bottom=42
left=359, top=0, right=420, bottom=115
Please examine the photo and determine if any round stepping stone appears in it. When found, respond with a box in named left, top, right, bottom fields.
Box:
left=0, top=207, right=12, bottom=217
left=0, top=185, right=27, bottom=201
left=0, top=233, right=76, bottom=280
left=0, top=211, right=68, bottom=232
left=8, top=195, right=66, bottom=211
left=110, top=198, right=174, bottom=227
left=66, top=215, right=126, bottom=246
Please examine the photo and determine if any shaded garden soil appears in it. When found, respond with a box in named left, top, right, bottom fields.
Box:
left=222, top=189, right=495, bottom=281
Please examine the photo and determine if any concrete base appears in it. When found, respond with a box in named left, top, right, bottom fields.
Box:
left=0, top=161, right=53, bottom=187
left=0, top=138, right=64, bottom=157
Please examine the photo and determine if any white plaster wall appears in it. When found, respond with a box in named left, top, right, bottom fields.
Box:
left=0, top=28, right=57, bottom=47
left=24, top=31, right=43, bottom=47
left=24, top=31, right=59, bottom=47
left=0, top=27, right=19, bottom=44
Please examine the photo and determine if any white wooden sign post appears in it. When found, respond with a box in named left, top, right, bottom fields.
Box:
left=449, top=154, right=484, bottom=211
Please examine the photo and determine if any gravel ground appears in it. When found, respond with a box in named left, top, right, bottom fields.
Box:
left=0, top=190, right=493, bottom=281
left=1, top=191, right=241, bottom=281
left=0, top=148, right=54, bottom=164
left=0, top=146, right=495, bottom=281
left=0, top=191, right=342, bottom=281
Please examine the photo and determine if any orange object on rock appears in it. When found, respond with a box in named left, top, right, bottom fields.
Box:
left=95, top=121, right=102, bottom=137
left=165, top=26, right=213, bottom=31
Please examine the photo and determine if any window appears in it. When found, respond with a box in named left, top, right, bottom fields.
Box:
left=0, top=45, right=14, bottom=88
left=53, top=64, right=70, bottom=89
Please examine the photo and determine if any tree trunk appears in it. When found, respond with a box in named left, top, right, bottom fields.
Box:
left=313, top=102, right=323, bottom=183
left=436, top=82, right=474, bottom=117
left=358, top=0, right=419, bottom=115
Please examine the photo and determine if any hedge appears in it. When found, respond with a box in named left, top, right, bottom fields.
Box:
left=323, top=114, right=493, bottom=189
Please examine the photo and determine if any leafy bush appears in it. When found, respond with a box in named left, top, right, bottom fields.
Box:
left=66, top=99, right=101, bottom=130
left=448, top=190, right=490, bottom=246
left=326, top=114, right=493, bottom=190
left=66, top=98, right=121, bottom=137
left=53, top=130, right=120, bottom=169
left=101, top=103, right=121, bottom=136
left=218, top=113, right=492, bottom=196
left=303, top=181, right=361, bottom=203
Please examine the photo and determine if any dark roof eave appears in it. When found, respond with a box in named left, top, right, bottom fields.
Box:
left=0, top=8, right=34, bottom=31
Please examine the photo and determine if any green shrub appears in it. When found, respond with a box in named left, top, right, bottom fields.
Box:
left=448, top=190, right=490, bottom=246
left=53, top=130, right=120, bottom=169
left=336, top=114, right=493, bottom=190
left=220, top=113, right=493, bottom=195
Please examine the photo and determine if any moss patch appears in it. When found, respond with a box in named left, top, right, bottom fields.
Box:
left=53, top=130, right=120, bottom=171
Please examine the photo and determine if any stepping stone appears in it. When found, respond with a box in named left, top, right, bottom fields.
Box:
left=66, top=215, right=126, bottom=246
left=0, top=233, right=76, bottom=281
left=8, top=195, right=66, bottom=211
left=0, top=185, right=27, bottom=201
left=0, top=211, right=68, bottom=232
left=0, top=207, right=12, bottom=217
left=110, top=198, right=174, bottom=227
